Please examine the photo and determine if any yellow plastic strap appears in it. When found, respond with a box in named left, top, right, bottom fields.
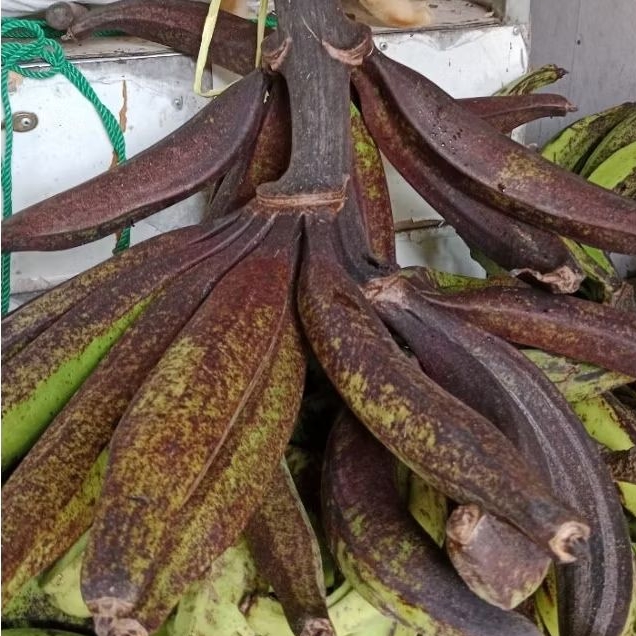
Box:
left=194, top=0, right=270, bottom=98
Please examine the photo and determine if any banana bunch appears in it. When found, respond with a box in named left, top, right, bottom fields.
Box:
left=3, top=2, right=636, bottom=636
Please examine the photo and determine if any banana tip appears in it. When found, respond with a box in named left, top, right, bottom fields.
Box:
left=300, top=617, right=337, bottom=636
left=549, top=521, right=591, bottom=563
left=445, top=503, right=484, bottom=545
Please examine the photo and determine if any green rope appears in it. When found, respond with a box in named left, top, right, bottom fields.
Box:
left=1, top=18, right=128, bottom=316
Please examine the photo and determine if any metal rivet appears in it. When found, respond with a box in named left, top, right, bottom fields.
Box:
left=12, top=111, right=38, bottom=132
left=173, top=96, right=184, bottom=110
left=378, top=40, right=389, bottom=51
left=512, top=25, right=520, bottom=35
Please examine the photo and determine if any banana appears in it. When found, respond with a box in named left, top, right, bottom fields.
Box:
left=80, top=216, right=301, bottom=628
left=580, top=109, right=636, bottom=178
left=495, top=64, right=568, bottom=96
left=520, top=350, right=634, bottom=403
left=572, top=394, right=636, bottom=451
left=406, top=284, right=636, bottom=377
left=1, top=217, right=258, bottom=472
left=458, top=93, right=576, bottom=135
left=445, top=504, right=550, bottom=610
left=321, top=411, right=542, bottom=636
left=368, top=272, right=632, bottom=629
left=1, top=221, right=266, bottom=602
left=169, top=537, right=261, bottom=636
left=364, top=52, right=636, bottom=253
left=407, top=471, right=447, bottom=548
left=2, top=449, right=107, bottom=605
left=1, top=222, right=214, bottom=360
left=62, top=0, right=263, bottom=77
left=298, top=214, right=587, bottom=562
left=245, top=460, right=335, bottom=636
left=1, top=72, right=269, bottom=252
left=349, top=103, right=396, bottom=268
left=540, top=102, right=636, bottom=172
left=352, top=67, right=586, bottom=293
left=1, top=630, right=88, bottom=636
left=208, top=79, right=291, bottom=220
left=40, top=532, right=90, bottom=618
left=588, top=141, right=636, bottom=192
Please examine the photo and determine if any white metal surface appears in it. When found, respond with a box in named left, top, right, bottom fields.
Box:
left=3, top=21, right=529, bottom=301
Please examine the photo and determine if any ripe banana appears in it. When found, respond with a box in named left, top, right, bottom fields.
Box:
left=1, top=222, right=210, bottom=360
left=299, top=214, right=587, bottom=562
left=366, top=52, right=636, bottom=253
left=81, top=216, right=300, bottom=627
left=60, top=0, right=262, bottom=76
left=1, top=72, right=269, bottom=252
left=352, top=67, right=586, bottom=293
left=245, top=460, right=335, bottom=636
left=321, top=411, right=542, bottom=636
left=1, top=218, right=257, bottom=472
left=367, top=272, right=631, bottom=631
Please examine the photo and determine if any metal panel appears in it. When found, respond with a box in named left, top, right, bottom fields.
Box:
left=526, top=0, right=636, bottom=146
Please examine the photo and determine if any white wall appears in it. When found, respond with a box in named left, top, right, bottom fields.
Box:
left=527, top=0, right=636, bottom=145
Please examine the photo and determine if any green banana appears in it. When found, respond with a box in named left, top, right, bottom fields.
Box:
left=407, top=471, right=447, bottom=548
left=40, top=532, right=91, bottom=619
left=588, top=141, right=636, bottom=191
left=169, top=537, right=261, bottom=636
left=495, top=64, right=568, bottom=96
left=540, top=102, right=636, bottom=172
left=245, top=460, right=335, bottom=636
left=521, top=350, right=634, bottom=403
left=580, top=109, right=636, bottom=178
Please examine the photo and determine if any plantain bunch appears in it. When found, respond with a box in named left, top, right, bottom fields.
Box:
left=2, top=2, right=636, bottom=636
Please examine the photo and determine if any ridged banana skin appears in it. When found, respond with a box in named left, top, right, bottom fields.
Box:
left=245, top=461, right=335, bottom=636
left=322, top=412, right=541, bottom=636
left=1, top=222, right=212, bottom=360
left=116, top=306, right=306, bottom=636
left=495, top=64, right=568, bottom=96
left=80, top=216, right=300, bottom=621
left=588, top=141, right=636, bottom=191
left=298, top=215, right=587, bottom=561
left=1, top=219, right=251, bottom=473
left=372, top=276, right=632, bottom=636
left=580, top=109, right=636, bottom=178
left=1, top=72, right=269, bottom=252
left=540, top=102, right=636, bottom=172
left=1, top=217, right=266, bottom=600
left=366, top=51, right=636, bottom=253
